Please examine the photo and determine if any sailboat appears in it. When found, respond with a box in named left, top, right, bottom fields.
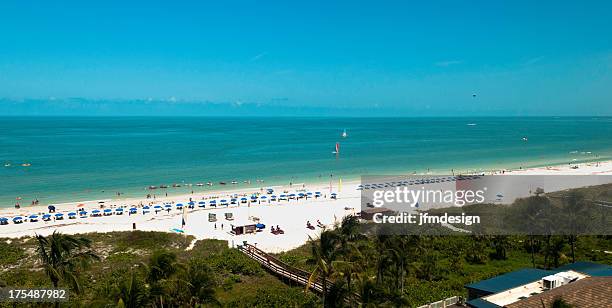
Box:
left=332, top=143, right=340, bottom=154
left=341, top=129, right=348, bottom=138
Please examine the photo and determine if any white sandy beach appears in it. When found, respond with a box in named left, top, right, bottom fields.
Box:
left=1, top=160, right=612, bottom=253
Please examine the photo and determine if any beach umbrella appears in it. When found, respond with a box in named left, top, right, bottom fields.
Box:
left=260, top=196, right=267, bottom=199
left=43, top=214, right=52, bottom=220
left=198, top=201, right=205, bottom=208
left=176, top=203, right=184, bottom=207
left=68, top=212, right=77, bottom=219
left=91, top=210, right=101, bottom=216
left=79, top=211, right=88, bottom=217
left=164, top=204, right=172, bottom=209
left=143, top=206, right=151, bottom=209
left=13, top=216, right=23, bottom=223
left=154, top=205, right=162, bottom=209
left=256, top=223, right=265, bottom=229
left=129, top=207, right=137, bottom=213
left=29, top=214, right=39, bottom=219
left=240, top=197, right=247, bottom=201
left=0, top=217, right=8, bottom=225
left=115, top=208, right=124, bottom=213
left=298, top=193, right=305, bottom=198
left=55, top=213, right=64, bottom=219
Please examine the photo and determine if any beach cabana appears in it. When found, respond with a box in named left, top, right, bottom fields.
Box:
left=198, top=201, right=206, bottom=208
left=29, top=214, right=39, bottom=222
left=0, top=217, right=8, bottom=225
left=115, top=208, right=124, bottom=215
left=91, top=209, right=101, bottom=217
left=103, top=209, right=112, bottom=216
left=55, top=213, right=64, bottom=220
left=43, top=214, right=52, bottom=221
left=231, top=222, right=258, bottom=235
left=13, top=216, right=23, bottom=224
left=68, top=212, right=77, bottom=219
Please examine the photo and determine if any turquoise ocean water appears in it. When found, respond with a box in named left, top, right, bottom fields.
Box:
left=1, top=117, right=611, bottom=207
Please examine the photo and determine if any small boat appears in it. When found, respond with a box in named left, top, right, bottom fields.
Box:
left=159, top=185, right=168, bottom=189
left=522, top=137, right=528, bottom=142
left=196, top=183, right=204, bottom=187
left=341, top=129, right=348, bottom=138
left=219, top=182, right=226, bottom=185
left=3, top=163, right=10, bottom=167
left=148, top=186, right=157, bottom=190
left=332, top=142, right=340, bottom=154
left=21, top=163, right=31, bottom=167
left=231, top=181, right=238, bottom=184
left=467, top=123, right=477, bottom=126
left=206, top=182, right=213, bottom=186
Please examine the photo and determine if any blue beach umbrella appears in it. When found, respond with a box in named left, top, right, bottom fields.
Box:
left=55, top=213, right=64, bottom=219
left=256, top=223, right=265, bottom=229
left=176, top=203, right=184, bottom=208
left=13, top=216, right=23, bottom=223
left=198, top=201, right=205, bottom=207
left=115, top=208, right=124, bottom=213
left=79, top=211, right=88, bottom=217
left=143, top=206, right=151, bottom=210
left=164, top=204, right=172, bottom=209
left=129, top=207, right=137, bottom=213
left=68, top=212, right=77, bottom=218
left=260, top=196, right=267, bottom=200
left=29, top=214, right=39, bottom=220
left=154, top=205, right=162, bottom=209
left=240, top=197, right=247, bottom=202
left=43, top=214, right=52, bottom=220
left=0, top=217, right=8, bottom=225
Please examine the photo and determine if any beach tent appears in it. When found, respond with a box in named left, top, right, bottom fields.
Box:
left=29, top=214, right=39, bottom=222
left=0, top=217, right=8, bottom=225
left=55, top=213, right=64, bottom=220
left=13, top=216, right=23, bottom=223
left=43, top=214, right=52, bottom=221
left=68, top=212, right=77, bottom=219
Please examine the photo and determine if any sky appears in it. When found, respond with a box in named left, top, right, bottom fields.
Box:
left=0, top=1, right=611, bottom=116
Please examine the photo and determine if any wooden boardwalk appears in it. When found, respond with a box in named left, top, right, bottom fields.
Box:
left=237, top=243, right=331, bottom=293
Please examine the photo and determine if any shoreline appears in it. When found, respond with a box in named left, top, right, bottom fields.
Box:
left=1, top=159, right=612, bottom=253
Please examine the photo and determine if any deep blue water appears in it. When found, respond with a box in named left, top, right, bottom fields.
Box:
left=1, top=117, right=611, bottom=207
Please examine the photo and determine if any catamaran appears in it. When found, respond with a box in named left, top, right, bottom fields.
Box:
left=332, top=142, right=340, bottom=154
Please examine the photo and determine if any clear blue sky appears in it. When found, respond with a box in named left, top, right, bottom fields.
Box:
left=1, top=1, right=611, bottom=116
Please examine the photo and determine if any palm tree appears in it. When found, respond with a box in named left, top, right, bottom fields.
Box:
left=35, top=231, right=99, bottom=293
left=306, top=230, right=339, bottom=306
left=142, top=250, right=184, bottom=307
left=115, top=271, right=149, bottom=308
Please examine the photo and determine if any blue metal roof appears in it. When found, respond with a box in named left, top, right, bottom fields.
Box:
left=465, top=268, right=554, bottom=294
left=555, top=261, right=612, bottom=277
left=466, top=298, right=502, bottom=308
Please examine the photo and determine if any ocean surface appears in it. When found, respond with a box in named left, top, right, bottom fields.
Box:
left=1, top=117, right=611, bottom=207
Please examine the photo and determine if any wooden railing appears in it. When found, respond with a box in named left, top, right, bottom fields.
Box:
left=237, top=243, right=331, bottom=293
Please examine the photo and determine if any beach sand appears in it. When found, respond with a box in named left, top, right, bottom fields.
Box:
left=2, top=160, right=612, bottom=253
